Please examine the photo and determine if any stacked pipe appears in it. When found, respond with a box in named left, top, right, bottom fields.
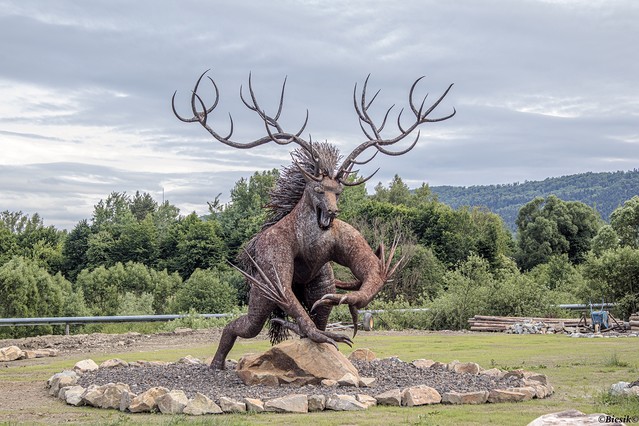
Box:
left=630, top=313, right=639, bottom=331
left=467, top=315, right=586, bottom=332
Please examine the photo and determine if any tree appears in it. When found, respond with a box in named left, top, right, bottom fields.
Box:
left=582, top=247, right=639, bottom=318
left=61, top=219, right=92, bottom=281
left=516, top=196, right=602, bottom=270
left=130, top=191, right=158, bottom=221
left=170, top=268, right=238, bottom=314
left=171, top=213, right=227, bottom=279
left=0, top=226, right=17, bottom=265
left=0, top=257, right=65, bottom=337
left=216, top=170, right=278, bottom=258
left=610, top=196, right=639, bottom=248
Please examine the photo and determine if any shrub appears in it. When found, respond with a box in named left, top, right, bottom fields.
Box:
left=170, top=268, right=238, bottom=314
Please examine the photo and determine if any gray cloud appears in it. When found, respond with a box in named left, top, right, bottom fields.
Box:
left=0, top=0, right=637, bottom=229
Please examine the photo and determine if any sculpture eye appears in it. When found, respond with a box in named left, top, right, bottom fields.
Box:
left=314, top=186, right=324, bottom=194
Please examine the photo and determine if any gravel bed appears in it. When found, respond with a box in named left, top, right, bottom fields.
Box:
left=77, top=358, right=523, bottom=404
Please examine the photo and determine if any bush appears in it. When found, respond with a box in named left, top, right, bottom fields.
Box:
left=0, top=256, right=85, bottom=337
left=170, top=268, right=238, bottom=314
left=117, top=292, right=155, bottom=316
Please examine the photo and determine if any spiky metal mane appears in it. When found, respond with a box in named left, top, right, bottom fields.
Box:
left=264, top=142, right=341, bottom=229
left=238, top=142, right=341, bottom=271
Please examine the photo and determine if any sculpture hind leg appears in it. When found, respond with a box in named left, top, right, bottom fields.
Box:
left=304, top=263, right=336, bottom=331
left=210, top=285, right=276, bottom=370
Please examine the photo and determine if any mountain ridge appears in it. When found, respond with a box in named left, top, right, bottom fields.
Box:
left=430, top=169, right=639, bottom=232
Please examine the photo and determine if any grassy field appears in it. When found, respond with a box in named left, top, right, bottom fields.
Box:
left=2, top=332, right=639, bottom=425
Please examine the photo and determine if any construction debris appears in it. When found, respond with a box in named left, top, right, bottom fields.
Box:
left=467, top=315, right=584, bottom=333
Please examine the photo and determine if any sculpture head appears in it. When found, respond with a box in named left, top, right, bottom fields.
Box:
left=172, top=71, right=455, bottom=228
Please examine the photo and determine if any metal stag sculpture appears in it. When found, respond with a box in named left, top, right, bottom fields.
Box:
left=172, top=71, right=455, bottom=369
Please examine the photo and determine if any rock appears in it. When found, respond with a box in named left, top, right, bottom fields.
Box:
left=177, top=355, right=202, bottom=365
left=481, top=368, right=503, bottom=377
left=99, top=358, right=129, bottom=369
left=359, top=377, right=376, bottom=387
left=446, top=360, right=460, bottom=371
left=506, top=387, right=535, bottom=401
left=128, top=386, right=170, bottom=413
left=502, top=369, right=525, bottom=380
left=337, top=373, right=359, bottom=387
left=527, top=409, right=618, bottom=426
left=451, top=362, right=481, bottom=375
left=412, top=359, right=436, bottom=369
left=243, top=397, right=264, bottom=412
left=348, top=348, right=376, bottom=362
left=441, top=390, right=489, bottom=404
left=219, top=396, right=246, bottom=413
left=622, top=387, right=639, bottom=397
left=528, top=383, right=549, bottom=399
left=236, top=338, right=360, bottom=386
left=356, top=394, right=377, bottom=408
left=64, top=385, right=86, bottom=406
left=184, top=393, right=222, bottom=415
left=308, top=394, right=326, bottom=411
left=73, top=359, right=99, bottom=375
left=325, top=394, right=367, bottom=411
left=20, top=350, right=37, bottom=359
left=47, top=370, right=79, bottom=396
left=430, top=361, right=447, bottom=369
left=82, top=383, right=131, bottom=409
left=34, top=348, right=59, bottom=358
left=610, top=382, right=630, bottom=396
left=487, top=389, right=528, bottom=403
left=375, top=388, right=402, bottom=406
left=0, top=346, right=23, bottom=362
left=119, top=389, right=136, bottom=412
left=157, top=390, right=189, bottom=414
left=526, top=373, right=548, bottom=385
left=264, top=394, right=308, bottom=413
left=401, top=385, right=442, bottom=406
left=321, top=379, right=338, bottom=387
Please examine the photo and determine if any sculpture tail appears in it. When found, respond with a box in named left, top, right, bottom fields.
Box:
left=269, top=309, right=290, bottom=345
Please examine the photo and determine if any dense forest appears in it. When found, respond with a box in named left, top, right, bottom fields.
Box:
left=1, top=169, right=639, bottom=338
left=431, top=169, right=639, bottom=231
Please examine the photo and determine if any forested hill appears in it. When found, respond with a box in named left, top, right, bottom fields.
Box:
left=430, top=169, right=639, bottom=232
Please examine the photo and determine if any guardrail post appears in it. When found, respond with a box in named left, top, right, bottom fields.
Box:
left=65, top=323, right=69, bottom=336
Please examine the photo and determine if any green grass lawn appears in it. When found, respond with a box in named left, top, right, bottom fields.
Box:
left=2, top=332, right=638, bottom=425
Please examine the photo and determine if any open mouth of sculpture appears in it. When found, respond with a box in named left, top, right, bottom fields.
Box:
left=316, top=206, right=333, bottom=229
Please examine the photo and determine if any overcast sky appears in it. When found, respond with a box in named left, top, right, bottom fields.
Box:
left=1, top=0, right=637, bottom=230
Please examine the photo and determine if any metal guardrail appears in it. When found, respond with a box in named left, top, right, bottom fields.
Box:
left=0, top=303, right=614, bottom=335
left=0, top=314, right=233, bottom=335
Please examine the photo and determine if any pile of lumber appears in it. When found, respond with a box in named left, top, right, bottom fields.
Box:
left=631, top=313, right=639, bottom=331
left=468, top=315, right=586, bottom=333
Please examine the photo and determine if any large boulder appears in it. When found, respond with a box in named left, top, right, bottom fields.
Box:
left=0, top=346, right=23, bottom=362
left=236, top=338, right=360, bottom=386
left=527, top=410, right=621, bottom=425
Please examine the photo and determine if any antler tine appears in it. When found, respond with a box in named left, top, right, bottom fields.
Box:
left=408, top=76, right=426, bottom=117
left=351, top=149, right=378, bottom=165
left=377, top=104, right=395, bottom=133
left=274, top=76, right=287, bottom=121
left=420, top=83, right=455, bottom=121
left=341, top=167, right=379, bottom=187
left=172, top=69, right=219, bottom=123
left=375, top=131, right=420, bottom=156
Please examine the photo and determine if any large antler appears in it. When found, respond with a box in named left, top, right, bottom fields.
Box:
left=336, top=75, right=455, bottom=185
left=172, top=70, right=317, bottom=155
